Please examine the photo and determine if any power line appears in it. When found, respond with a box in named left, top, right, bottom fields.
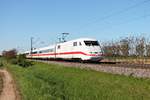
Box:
left=33, top=37, right=40, bottom=44
left=76, top=0, right=150, bottom=31
left=98, top=13, right=150, bottom=33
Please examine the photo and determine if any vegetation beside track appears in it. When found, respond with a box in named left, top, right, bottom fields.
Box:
left=5, top=61, right=150, bottom=100
left=0, top=58, right=4, bottom=95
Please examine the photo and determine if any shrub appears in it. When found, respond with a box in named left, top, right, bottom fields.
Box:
left=0, top=62, right=3, bottom=67
left=4, top=54, right=33, bottom=67
left=17, top=54, right=33, bottom=67
left=18, top=60, right=33, bottom=67
left=9, top=58, right=18, bottom=65
left=17, top=54, right=26, bottom=61
left=2, top=53, right=33, bottom=68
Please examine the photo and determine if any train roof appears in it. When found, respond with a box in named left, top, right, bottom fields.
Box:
left=69, top=38, right=97, bottom=41
left=24, top=37, right=98, bottom=53
left=58, top=38, right=97, bottom=45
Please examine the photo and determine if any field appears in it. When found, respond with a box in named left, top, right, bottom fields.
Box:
left=5, top=61, right=150, bottom=100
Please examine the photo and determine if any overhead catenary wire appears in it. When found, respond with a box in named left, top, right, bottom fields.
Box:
left=98, top=13, right=150, bottom=32
left=75, top=0, right=150, bottom=31
left=80, top=13, right=150, bottom=38
left=30, top=37, right=46, bottom=50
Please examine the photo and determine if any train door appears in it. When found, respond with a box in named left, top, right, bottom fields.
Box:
left=56, top=44, right=61, bottom=58
left=72, top=41, right=78, bottom=59
left=62, top=42, right=73, bottom=59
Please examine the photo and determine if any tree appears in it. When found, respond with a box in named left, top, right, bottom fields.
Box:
left=119, top=38, right=130, bottom=57
left=2, top=49, right=17, bottom=59
left=135, top=37, right=145, bottom=57
left=145, top=43, right=150, bottom=57
left=102, top=42, right=113, bottom=57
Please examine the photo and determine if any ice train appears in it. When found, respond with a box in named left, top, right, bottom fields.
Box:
left=24, top=38, right=103, bottom=61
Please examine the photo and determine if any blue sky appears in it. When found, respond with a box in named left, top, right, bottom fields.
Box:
left=0, top=0, right=150, bottom=53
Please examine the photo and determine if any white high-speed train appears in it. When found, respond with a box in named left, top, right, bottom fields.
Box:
left=24, top=38, right=103, bottom=61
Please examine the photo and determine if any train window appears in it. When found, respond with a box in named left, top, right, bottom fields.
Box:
left=40, top=49, right=54, bottom=53
left=58, top=45, right=61, bottom=49
left=84, top=41, right=99, bottom=46
left=79, top=42, right=82, bottom=46
left=73, top=42, right=77, bottom=46
left=32, top=51, right=37, bottom=54
left=49, top=49, right=54, bottom=52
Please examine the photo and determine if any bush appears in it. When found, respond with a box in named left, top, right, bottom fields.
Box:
left=18, top=60, right=33, bottom=67
left=16, top=54, right=33, bottom=67
left=7, top=54, right=33, bottom=67
left=0, top=62, right=3, bottom=67
left=17, top=54, right=26, bottom=60
left=9, top=58, right=18, bottom=65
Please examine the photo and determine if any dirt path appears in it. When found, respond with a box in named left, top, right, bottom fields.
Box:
left=0, top=69, right=20, bottom=100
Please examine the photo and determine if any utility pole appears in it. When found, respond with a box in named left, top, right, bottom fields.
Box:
left=30, top=37, right=33, bottom=57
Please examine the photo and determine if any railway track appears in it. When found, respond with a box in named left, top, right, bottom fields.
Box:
left=34, top=59, right=150, bottom=68
left=33, top=59, right=150, bottom=78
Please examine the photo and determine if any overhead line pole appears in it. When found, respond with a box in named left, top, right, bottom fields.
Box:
left=31, top=37, right=33, bottom=58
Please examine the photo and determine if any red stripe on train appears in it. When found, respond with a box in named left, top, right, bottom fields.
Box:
left=30, top=51, right=102, bottom=57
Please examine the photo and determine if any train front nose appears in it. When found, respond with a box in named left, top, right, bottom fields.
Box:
left=90, top=56, right=103, bottom=61
left=89, top=52, right=103, bottom=61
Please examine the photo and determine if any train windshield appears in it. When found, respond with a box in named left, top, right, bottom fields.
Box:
left=84, top=41, right=99, bottom=46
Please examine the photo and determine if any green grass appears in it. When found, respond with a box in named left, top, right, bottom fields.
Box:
left=6, top=62, right=150, bottom=100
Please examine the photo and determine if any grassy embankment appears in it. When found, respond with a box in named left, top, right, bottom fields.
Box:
left=4, top=61, right=150, bottom=100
